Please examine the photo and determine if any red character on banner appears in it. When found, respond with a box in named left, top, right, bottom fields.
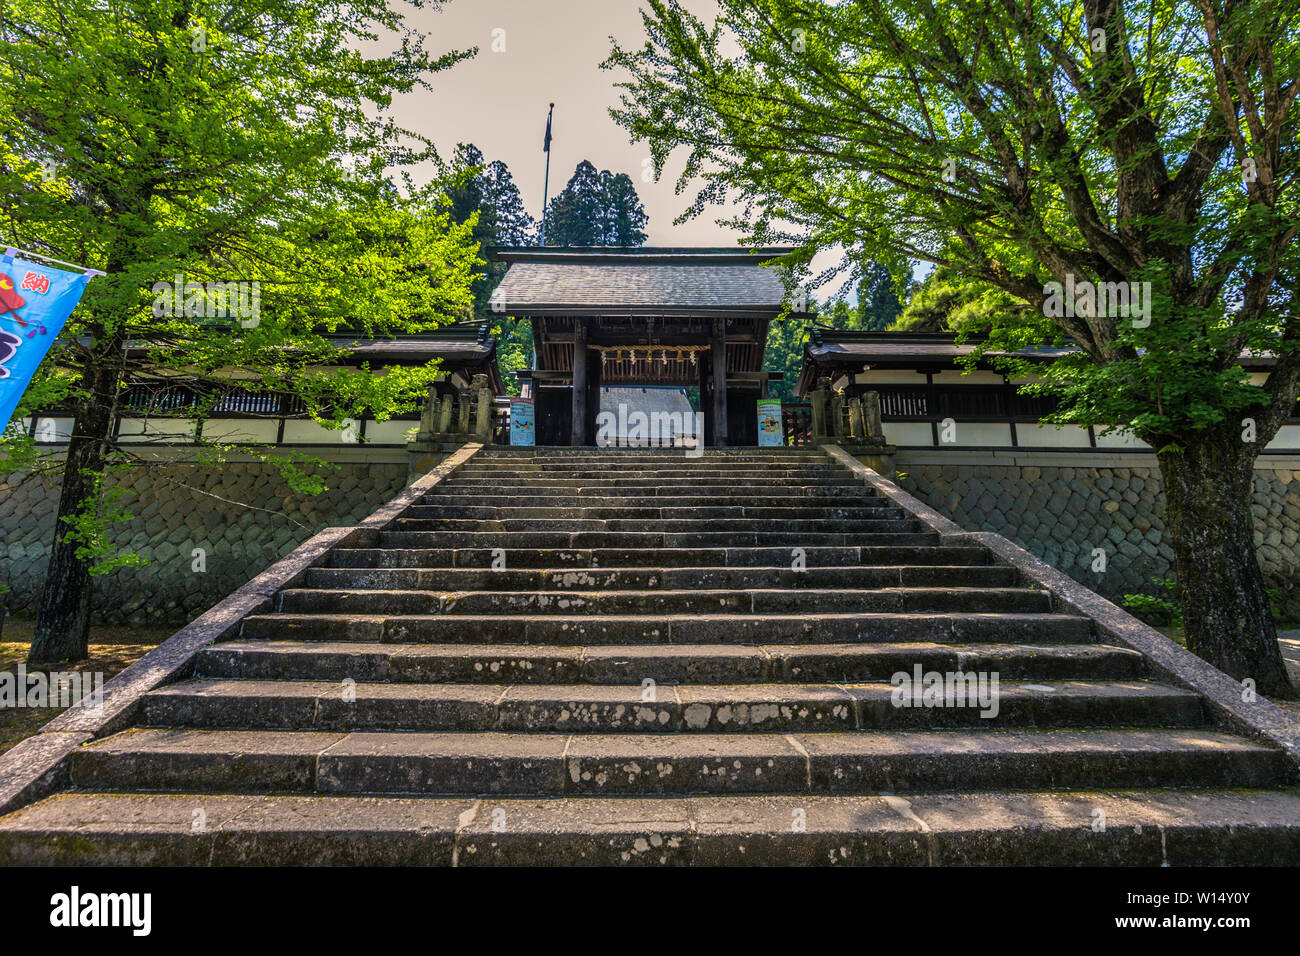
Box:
left=20, top=271, right=51, bottom=295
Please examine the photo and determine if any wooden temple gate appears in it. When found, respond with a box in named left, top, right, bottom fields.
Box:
left=489, top=247, right=804, bottom=447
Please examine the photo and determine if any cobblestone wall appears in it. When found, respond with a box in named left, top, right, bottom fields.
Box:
left=1, top=460, right=408, bottom=625
left=894, top=459, right=1300, bottom=621
left=3, top=451, right=1297, bottom=627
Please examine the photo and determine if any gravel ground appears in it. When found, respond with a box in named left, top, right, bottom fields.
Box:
left=0, top=619, right=171, bottom=756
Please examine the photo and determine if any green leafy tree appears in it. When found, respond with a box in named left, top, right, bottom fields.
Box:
left=895, top=267, right=1024, bottom=332
left=442, top=144, right=537, bottom=392
left=545, top=160, right=649, bottom=246
left=445, top=143, right=536, bottom=317
left=0, top=0, right=480, bottom=664
left=763, top=314, right=809, bottom=402
left=607, top=0, right=1300, bottom=696
left=856, top=262, right=906, bottom=331
left=598, top=169, right=651, bottom=246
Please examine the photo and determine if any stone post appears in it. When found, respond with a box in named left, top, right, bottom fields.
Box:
left=457, top=386, right=472, bottom=433
left=473, top=373, right=492, bottom=441
left=830, top=388, right=846, bottom=439
left=416, top=384, right=438, bottom=443
left=437, top=394, right=453, bottom=434
left=849, top=396, right=866, bottom=440
left=863, top=390, right=883, bottom=440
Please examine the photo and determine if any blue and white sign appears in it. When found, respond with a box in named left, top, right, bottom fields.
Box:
left=509, top=397, right=535, bottom=446
left=0, top=251, right=94, bottom=433
left=757, top=398, right=784, bottom=447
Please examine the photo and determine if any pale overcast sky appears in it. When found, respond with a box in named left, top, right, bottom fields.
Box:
left=395, top=0, right=725, bottom=246
left=389, top=0, right=861, bottom=297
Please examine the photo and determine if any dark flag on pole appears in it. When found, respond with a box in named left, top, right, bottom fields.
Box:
left=541, top=103, right=555, bottom=243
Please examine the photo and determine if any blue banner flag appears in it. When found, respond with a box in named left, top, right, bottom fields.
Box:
left=0, top=251, right=93, bottom=433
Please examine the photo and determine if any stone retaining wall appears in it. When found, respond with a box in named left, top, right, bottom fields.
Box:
left=1, top=457, right=409, bottom=625
left=3, top=447, right=1297, bottom=626
left=892, top=451, right=1300, bottom=622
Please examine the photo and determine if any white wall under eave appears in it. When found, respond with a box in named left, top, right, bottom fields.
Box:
left=1094, top=428, right=1150, bottom=449
left=116, top=418, right=197, bottom=443
left=938, top=421, right=1013, bottom=446
left=882, top=422, right=934, bottom=446
left=930, top=369, right=1005, bottom=385
left=202, top=419, right=280, bottom=444
left=1266, top=424, right=1300, bottom=451
left=281, top=419, right=360, bottom=444
left=1015, top=424, right=1092, bottom=448
left=855, top=370, right=927, bottom=385
left=365, top=420, right=419, bottom=444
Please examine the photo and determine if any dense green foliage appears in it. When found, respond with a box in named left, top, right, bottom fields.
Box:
left=893, top=267, right=1025, bottom=333
left=605, top=0, right=1300, bottom=693
left=544, top=160, right=648, bottom=247
left=606, top=0, right=1298, bottom=444
left=1, top=0, right=480, bottom=451
left=444, top=143, right=536, bottom=320
left=0, top=0, right=481, bottom=658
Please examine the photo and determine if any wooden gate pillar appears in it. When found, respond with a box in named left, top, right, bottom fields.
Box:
left=711, top=319, right=728, bottom=447
left=571, top=319, right=588, bottom=446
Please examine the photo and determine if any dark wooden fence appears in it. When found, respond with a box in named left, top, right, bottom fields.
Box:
left=782, top=402, right=812, bottom=446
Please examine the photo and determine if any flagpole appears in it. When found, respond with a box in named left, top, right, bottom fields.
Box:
left=1, top=244, right=105, bottom=277
left=540, top=103, right=554, bottom=245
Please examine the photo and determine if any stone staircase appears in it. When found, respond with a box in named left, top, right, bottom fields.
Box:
left=3, top=446, right=1298, bottom=865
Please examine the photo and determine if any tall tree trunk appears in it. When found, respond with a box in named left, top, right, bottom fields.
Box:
left=27, top=335, right=122, bottom=665
left=1157, top=431, right=1296, bottom=700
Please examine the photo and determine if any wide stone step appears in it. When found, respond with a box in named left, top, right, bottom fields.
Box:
left=412, top=495, right=887, bottom=510
left=480, top=449, right=829, bottom=458
left=477, top=455, right=833, bottom=463
left=391, top=518, right=921, bottom=534
left=136, top=678, right=1199, bottom=733
left=304, top=565, right=1021, bottom=592
left=451, top=471, right=853, bottom=482
left=452, top=466, right=848, bottom=477
left=421, top=486, right=876, bottom=501
left=441, top=477, right=867, bottom=489
left=466, top=462, right=836, bottom=473
left=68, top=726, right=1276, bottom=796
left=403, top=505, right=902, bottom=520
left=377, top=531, right=941, bottom=549
left=240, top=611, right=1095, bottom=645
left=197, top=640, right=1148, bottom=684
left=327, top=545, right=994, bottom=570
left=7, top=789, right=1299, bottom=865
left=275, top=587, right=1053, bottom=616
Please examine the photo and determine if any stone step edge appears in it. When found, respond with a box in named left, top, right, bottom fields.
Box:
left=194, top=639, right=1148, bottom=682
left=135, top=678, right=1206, bottom=732
left=5, top=789, right=1299, bottom=865
left=237, top=611, right=1095, bottom=646
left=817, top=445, right=1300, bottom=775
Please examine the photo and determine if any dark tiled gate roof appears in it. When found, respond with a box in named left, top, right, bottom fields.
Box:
left=488, top=247, right=795, bottom=315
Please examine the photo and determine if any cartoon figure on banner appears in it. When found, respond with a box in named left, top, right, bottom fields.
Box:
left=0, top=270, right=55, bottom=382
left=0, top=274, right=29, bottom=379
left=0, top=330, right=18, bottom=379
